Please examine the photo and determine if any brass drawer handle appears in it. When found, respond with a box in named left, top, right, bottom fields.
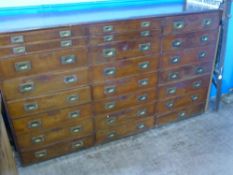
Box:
left=35, top=150, right=47, bottom=158
left=69, top=110, right=80, bottom=119
left=15, top=61, right=32, bottom=72
left=67, top=95, right=79, bottom=103
left=141, top=31, right=150, bottom=37
left=195, top=67, right=205, bottom=75
left=103, top=25, right=113, bottom=32
left=106, top=115, right=116, bottom=125
left=169, top=72, right=179, bottom=80
left=199, top=51, right=207, bottom=59
left=139, top=61, right=150, bottom=70
left=28, top=120, right=41, bottom=129
left=192, top=81, right=202, bottom=89
left=137, top=123, right=145, bottom=130
left=13, top=46, right=26, bottom=54
left=64, top=75, right=78, bottom=84
left=70, top=125, right=82, bottom=133
left=19, top=82, right=34, bottom=93
left=104, top=67, right=116, bottom=76
left=61, top=40, right=72, bottom=48
left=105, top=102, right=116, bottom=110
left=24, top=103, right=38, bottom=112
left=61, top=55, right=76, bottom=65
left=59, top=30, right=71, bottom=38
left=191, top=95, right=199, bottom=101
left=104, top=35, right=114, bottom=42
left=107, top=131, right=117, bottom=139
left=166, top=101, right=174, bottom=109
left=173, top=20, right=185, bottom=30
left=137, top=94, right=148, bottom=102
left=167, top=87, right=177, bottom=95
left=141, top=21, right=151, bottom=28
left=137, top=109, right=147, bottom=117
left=178, top=111, right=186, bottom=120
left=72, top=141, right=84, bottom=149
left=139, top=43, right=151, bottom=51
left=11, top=35, right=24, bottom=44
left=32, top=135, right=44, bottom=144
left=138, top=78, right=149, bottom=87
left=104, top=86, right=116, bottom=95
left=200, top=35, right=209, bottom=43
left=172, top=40, right=182, bottom=48
left=170, top=56, right=181, bottom=64
left=103, top=48, right=116, bottom=58
left=203, top=18, right=212, bottom=27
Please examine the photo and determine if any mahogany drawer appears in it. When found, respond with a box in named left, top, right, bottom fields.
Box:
left=0, top=25, right=87, bottom=47
left=20, top=136, right=94, bottom=165
left=16, top=117, right=94, bottom=150
left=162, top=29, right=218, bottom=52
left=94, top=88, right=157, bottom=114
left=92, top=72, right=157, bottom=100
left=0, top=47, right=88, bottom=79
left=88, top=18, right=162, bottom=35
left=159, top=45, right=216, bottom=70
left=91, top=55, right=159, bottom=83
left=7, top=86, right=91, bottom=118
left=156, top=103, right=206, bottom=126
left=12, top=104, right=92, bottom=135
left=96, top=116, right=154, bottom=143
left=158, top=74, right=211, bottom=99
left=2, top=67, right=89, bottom=101
left=159, top=61, right=213, bottom=84
left=90, top=39, right=160, bottom=65
left=95, top=102, right=155, bottom=130
left=163, top=12, right=220, bottom=35
left=156, top=88, right=208, bottom=115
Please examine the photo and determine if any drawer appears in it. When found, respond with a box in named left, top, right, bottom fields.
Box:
left=156, top=103, right=206, bottom=126
left=91, top=55, right=159, bottom=83
left=0, top=47, right=88, bottom=79
left=89, top=18, right=161, bottom=35
left=16, top=118, right=94, bottom=150
left=160, top=45, right=216, bottom=70
left=89, top=29, right=161, bottom=45
left=94, top=88, right=157, bottom=114
left=12, top=104, right=92, bottom=134
left=159, top=61, right=213, bottom=84
left=92, top=72, right=157, bottom=100
left=95, top=102, right=155, bottom=130
left=0, top=37, right=87, bottom=58
left=96, top=116, right=154, bottom=144
left=7, top=86, right=91, bottom=117
left=2, top=67, right=89, bottom=101
left=20, top=136, right=94, bottom=165
left=162, top=29, right=218, bottom=52
left=90, top=39, right=160, bottom=65
left=163, top=12, right=221, bottom=35
left=156, top=88, right=208, bottom=115
left=0, top=25, right=87, bottom=47
left=158, top=74, right=211, bottom=99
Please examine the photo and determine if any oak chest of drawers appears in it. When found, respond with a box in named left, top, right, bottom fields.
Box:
left=0, top=3, right=222, bottom=165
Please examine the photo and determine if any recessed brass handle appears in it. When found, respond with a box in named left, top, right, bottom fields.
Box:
left=70, top=125, right=82, bottom=133
left=200, top=35, right=209, bottom=43
left=35, top=150, right=47, bottom=158
left=104, top=35, right=114, bottom=42
left=19, top=82, right=34, bottom=93
left=141, top=21, right=151, bottom=28
left=61, top=55, right=76, bottom=65
left=167, top=87, right=177, bottom=95
left=137, top=94, right=148, bottom=102
left=166, top=101, right=174, bottom=109
left=64, top=75, right=78, bottom=84
left=137, top=123, right=145, bottom=130
left=139, top=43, right=151, bottom=51
left=203, top=18, right=212, bottom=27
left=172, top=40, right=182, bottom=48
left=178, top=111, right=186, bottom=120
left=61, top=40, right=72, bottom=48
left=69, top=110, right=80, bottom=119
left=72, top=141, right=84, bottom=149
left=15, top=61, right=32, bottom=72
left=191, top=95, right=199, bottom=101
left=192, top=81, right=202, bottom=89
left=11, top=35, right=24, bottom=44
left=28, top=120, right=41, bottom=129
left=13, top=46, right=26, bottom=54
left=169, top=72, right=179, bottom=80
left=107, top=131, right=117, bottom=139
left=24, top=103, right=38, bottom=112
left=59, top=30, right=71, bottom=38
left=32, top=135, right=44, bottom=144
left=195, top=67, right=205, bottom=75
left=67, top=95, right=79, bottom=103
left=137, top=109, right=147, bottom=117
left=105, top=102, right=116, bottom=110
left=139, top=61, right=150, bottom=70
left=170, top=56, right=181, bottom=64
left=173, top=20, right=185, bottom=30
left=104, top=86, right=116, bottom=95
left=138, top=78, right=149, bottom=87
left=198, top=51, right=207, bottom=59
left=104, top=67, right=116, bottom=76
left=106, top=115, right=116, bottom=125
left=141, top=31, right=150, bottom=37
left=103, top=25, right=113, bottom=32
left=103, top=48, right=116, bottom=58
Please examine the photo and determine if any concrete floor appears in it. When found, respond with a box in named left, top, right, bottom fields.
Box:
left=17, top=103, right=233, bottom=175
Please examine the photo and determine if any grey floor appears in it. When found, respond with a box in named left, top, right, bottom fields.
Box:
left=17, top=102, right=233, bottom=175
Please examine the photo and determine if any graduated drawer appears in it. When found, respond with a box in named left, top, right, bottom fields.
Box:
left=0, top=47, right=88, bottom=79
left=160, top=45, right=216, bottom=70
left=12, top=104, right=92, bottom=134
left=163, top=12, right=220, bottom=35
left=0, top=25, right=87, bottom=47
left=156, top=103, right=206, bottom=126
left=162, top=29, right=218, bottom=52
left=88, top=18, right=161, bottom=35
left=16, top=117, right=94, bottom=151
left=0, top=37, right=87, bottom=58
left=95, top=102, right=155, bottom=130
left=91, top=55, right=159, bottom=83
left=96, top=116, right=154, bottom=144
left=158, top=74, right=211, bottom=100
left=156, top=88, right=208, bottom=115
left=2, top=67, right=88, bottom=101
left=159, top=61, right=213, bottom=84
left=90, top=39, right=160, bottom=65
left=92, top=72, right=157, bottom=100
left=6, top=86, right=91, bottom=117
left=20, top=136, right=94, bottom=165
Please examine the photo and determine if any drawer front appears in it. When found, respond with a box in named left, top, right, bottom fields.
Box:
left=160, top=45, right=216, bottom=70
left=0, top=47, right=88, bottom=79
left=156, top=103, right=206, bottom=126
left=163, top=12, right=220, bottom=35
left=156, top=89, right=208, bottom=115
left=2, top=68, right=88, bottom=101
left=162, top=30, right=218, bottom=52
left=7, top=86, right=91, bottom=117
left=16, top=118, right=94, bottom=150
left=96, top=116, right=154, bottom=144
left=89, top=18, right=161, bottom=35
left=95, top=102, right=155, bottom=130
left=20, top=136, right=94, bottom=165
left=94, top=88, right=157, bottom=114
left=12, top=104, right=92, bottom=134
left=158, top=74, right=211, bottom=99
left=90, top=40, right=160, bottom=65
left=93, top=72, right=157, bottom=100
left=159, top=61, right=213, bottom=84
left=91, top=56, right=159, bottom=83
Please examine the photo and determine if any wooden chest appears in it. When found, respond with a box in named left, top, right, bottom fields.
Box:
left=0, top=4, right=222, bottom=165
